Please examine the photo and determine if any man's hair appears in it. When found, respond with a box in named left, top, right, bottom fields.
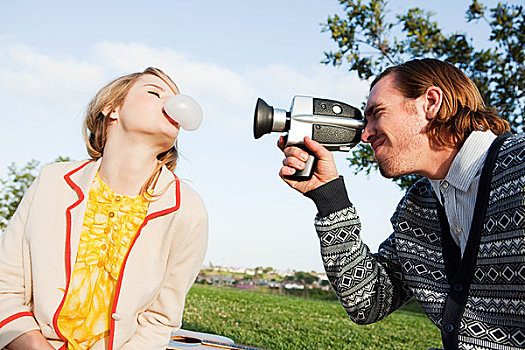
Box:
left=371, top=58, right=510, bottom=147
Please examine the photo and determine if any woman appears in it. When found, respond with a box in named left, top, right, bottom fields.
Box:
left=0, top=68, right=208, bottom=349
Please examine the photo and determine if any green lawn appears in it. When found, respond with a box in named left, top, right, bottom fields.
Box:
left=182, top=284, right=443, bottom=349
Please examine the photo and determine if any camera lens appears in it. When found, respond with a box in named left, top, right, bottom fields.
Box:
left=253, top=98, right=274, bottom=139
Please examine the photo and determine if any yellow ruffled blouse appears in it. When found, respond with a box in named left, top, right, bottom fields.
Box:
left=57, top=174, right=149, bottom=349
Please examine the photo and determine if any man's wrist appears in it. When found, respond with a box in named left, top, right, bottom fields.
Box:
left=304, top=176, right=351, bottom=217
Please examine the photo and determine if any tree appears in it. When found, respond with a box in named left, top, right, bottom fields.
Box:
left=0, top=160, right=40, bottom=232
left=0, top=157, right=71, bottom=232
left=294, top=271, right=319, bottom=285
left=322, top=0, right=524, bottom=189
left=263, top=267, right=274, bottom=274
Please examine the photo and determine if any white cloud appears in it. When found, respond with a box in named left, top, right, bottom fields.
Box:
left=0, top=40, right=368, bottom=127
left=0, top=43, right=104, bottom=111
left=92, top=42, right=253, bottom=103
left=243, top=63, right=369, bottom=106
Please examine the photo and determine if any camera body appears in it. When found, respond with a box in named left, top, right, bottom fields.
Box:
left=254, top=95, right=365, bottom=180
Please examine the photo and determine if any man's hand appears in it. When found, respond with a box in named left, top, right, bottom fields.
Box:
left=278, top=136, right=339, bottom=193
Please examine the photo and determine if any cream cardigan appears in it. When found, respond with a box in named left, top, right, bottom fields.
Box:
left=0, top=159, right=208, bottom=349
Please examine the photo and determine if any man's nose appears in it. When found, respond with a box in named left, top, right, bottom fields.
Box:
left=361, top=124, right=374, bottom=143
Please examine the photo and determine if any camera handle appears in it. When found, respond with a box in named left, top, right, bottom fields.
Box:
left=284, top=145, right=317, bottom=181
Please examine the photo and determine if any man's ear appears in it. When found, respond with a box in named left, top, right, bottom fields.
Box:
left=424, top=86, right=443, bottom=120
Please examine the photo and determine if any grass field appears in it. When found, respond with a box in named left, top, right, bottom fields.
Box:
left=182, top=284, right=443, bottom=349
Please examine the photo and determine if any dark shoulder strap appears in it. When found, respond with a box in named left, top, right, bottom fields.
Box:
left=461, top=132, right=511, bottom=274
left=440, top=132, right=512, bottom=350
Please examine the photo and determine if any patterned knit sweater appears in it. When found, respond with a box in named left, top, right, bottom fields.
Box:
left=306, top=133, right=525, bottom=350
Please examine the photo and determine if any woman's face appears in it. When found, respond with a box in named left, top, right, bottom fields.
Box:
left=110, top=74, right=180, bottom=150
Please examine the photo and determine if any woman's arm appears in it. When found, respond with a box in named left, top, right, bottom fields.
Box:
left=0, top=179, right=43, bottom=348
left=6, top=330, right=55, bottom=350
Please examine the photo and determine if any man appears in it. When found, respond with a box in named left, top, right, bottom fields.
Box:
left=279, top=59, right=524, bottom=350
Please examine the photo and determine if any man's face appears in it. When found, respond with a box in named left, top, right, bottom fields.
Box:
left=362, top=74, right=431, bottom=178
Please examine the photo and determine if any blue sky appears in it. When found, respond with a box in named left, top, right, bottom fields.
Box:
left=0, top=0, right=502, bottom=272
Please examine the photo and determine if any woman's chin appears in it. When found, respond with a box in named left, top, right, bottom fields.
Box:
left=158, top=138, right=177, bottom=152
left=158, top=125, right=179, bottom=142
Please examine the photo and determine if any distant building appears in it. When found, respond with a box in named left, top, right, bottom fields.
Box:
left=282, top=281, right=305, bottom=290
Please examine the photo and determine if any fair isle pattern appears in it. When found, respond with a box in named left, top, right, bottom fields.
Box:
left=315, top=134, right=525, bottom=349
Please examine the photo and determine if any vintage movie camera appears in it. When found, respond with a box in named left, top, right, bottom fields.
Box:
left=253, top=95, right=365, bottom=180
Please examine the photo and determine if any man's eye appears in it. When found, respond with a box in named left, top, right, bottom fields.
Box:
left=368, top=112, right=382, bottom=121
left=148, top=91, right=161, bottom=98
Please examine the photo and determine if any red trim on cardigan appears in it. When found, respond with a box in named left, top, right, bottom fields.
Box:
left=108, top=173, right=180, bottom=350
left=52, top=160, right=92, bottom=342
left=0, top=311, right=34, bottom=329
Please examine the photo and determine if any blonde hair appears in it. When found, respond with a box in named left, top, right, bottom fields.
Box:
left=371, top=59, right=510, bottom=147
left=83, top=67, right=180, bottom=196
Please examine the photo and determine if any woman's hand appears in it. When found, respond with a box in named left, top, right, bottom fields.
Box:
left=278, top=136, right=339, bottom=193
left=7, top=330, right=55, bottom=350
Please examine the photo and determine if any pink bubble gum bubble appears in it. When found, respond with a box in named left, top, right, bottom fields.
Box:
left=163, top=94, right=203, bottom=131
